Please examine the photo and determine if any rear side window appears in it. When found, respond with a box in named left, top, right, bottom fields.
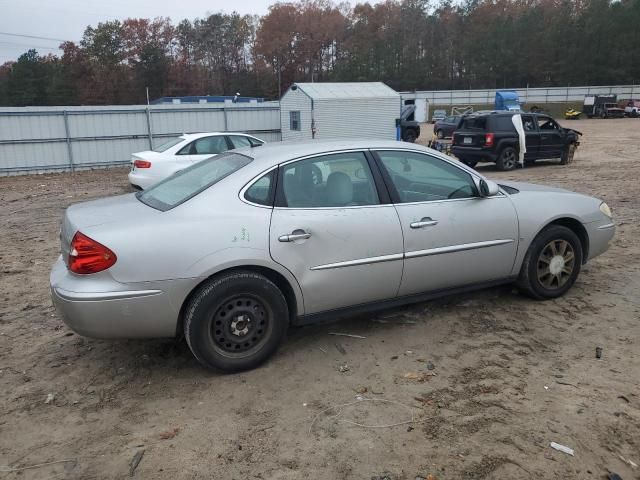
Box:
left=459, top=117, right=486, bottom=130
left=229, top=135, right=252, bottom=149
left=178, top=136, right=229, bottom=155
left=279, top=152, right=379, bottom=208
left=492, top=116, right=516, bottom=131
left=244, top=170, right=275, bottom=206
left=137, top=153, right=251, bottom=211
left=153, top=137, right=183, bottom=153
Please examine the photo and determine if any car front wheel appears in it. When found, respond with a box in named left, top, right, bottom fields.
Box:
left=516, top=225, right=583, bottom=300
left=560, top=143, right=576, bottom=165
left=184, top=271, right=289, bottom=372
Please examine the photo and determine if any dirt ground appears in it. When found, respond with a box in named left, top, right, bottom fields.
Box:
left=0, top=119, right=638, bottom=480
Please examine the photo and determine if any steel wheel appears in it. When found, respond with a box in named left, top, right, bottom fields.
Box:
left=536, top=239, right=575, bottom=290
left=210, top=295, right=271, bottom=357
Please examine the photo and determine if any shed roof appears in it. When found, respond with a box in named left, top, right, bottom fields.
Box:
left=290, top=82, right=399, bottom=100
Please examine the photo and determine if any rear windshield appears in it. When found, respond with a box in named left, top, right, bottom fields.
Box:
left=153, top=137, right=184, bottom=153
left=137, top=152, right=252, bottom=211
left=459, top=117, right=486, bottom=130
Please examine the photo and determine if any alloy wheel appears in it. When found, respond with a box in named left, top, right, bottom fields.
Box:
left=537, top=239, right=575, bottom=289
left=502, top=150, right=516, bottom=169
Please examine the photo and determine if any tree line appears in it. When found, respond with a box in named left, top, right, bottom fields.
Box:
left=1, top=0, right=638, bottom=106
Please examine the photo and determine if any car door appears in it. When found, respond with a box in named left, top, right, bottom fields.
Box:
left=537, top=116, right=564, bottom=158
left=269, top=151, right=404, bottom=314
left=176, top=135, right=230, bottom=165
left=521, top=114, right=540, bottom=160
left=373, top=149, right=519, bottom=297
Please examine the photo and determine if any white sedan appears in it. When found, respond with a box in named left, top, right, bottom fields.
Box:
left=128, top=132, right=265, bottom=189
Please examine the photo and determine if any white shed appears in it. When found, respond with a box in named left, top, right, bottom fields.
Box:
left=280, top=82, right=401, bottom=141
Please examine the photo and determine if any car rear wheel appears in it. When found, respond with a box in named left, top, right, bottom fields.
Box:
left=560, top=143, right=576, bottom=165
left=460, top=159, right=478, bottom=168
left=404, top=129, right=417, bottom=143
left=516, top=225, right=583, bottom=300
left=184, top=271, right=289, bottom=372
left=496, top=147, right=517, bottom=171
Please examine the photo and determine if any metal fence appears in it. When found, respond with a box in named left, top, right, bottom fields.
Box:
left=400, top=84, right=640, bottom=106
left=0, top=102, right=281, bottom=175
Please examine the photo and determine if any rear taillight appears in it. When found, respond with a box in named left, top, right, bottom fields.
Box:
left=68, top=232, right=117, bottom=274
left=133, top=160, right=151, bottom=168
left=485, top=133, right=495, bottom=147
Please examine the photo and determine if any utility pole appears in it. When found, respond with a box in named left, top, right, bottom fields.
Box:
left=278, top=64, right=282, bottom=99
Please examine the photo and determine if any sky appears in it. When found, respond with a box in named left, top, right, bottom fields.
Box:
left=0, top=0, right=275, bottom=63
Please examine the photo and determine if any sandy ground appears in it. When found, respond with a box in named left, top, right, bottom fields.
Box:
left=0, top=119, right=638, bottom=480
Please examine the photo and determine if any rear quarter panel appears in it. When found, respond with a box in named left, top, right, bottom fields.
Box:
left=80, top=178, right=306, bottom=314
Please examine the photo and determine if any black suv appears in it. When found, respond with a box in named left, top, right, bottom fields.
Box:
left=400, top=105, right=421, bottom=143
left=451, top=111, right=581, bottom=171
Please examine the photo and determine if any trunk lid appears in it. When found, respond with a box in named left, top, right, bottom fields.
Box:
left=60, top=194, right=160, bottom=264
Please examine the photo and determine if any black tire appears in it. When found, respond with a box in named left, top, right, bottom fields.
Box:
left=560, top=142, right=576, bottom=165
left=461, top=159, right=478, bottom=168
left=516, top=225, right=583, bottom=300
left=496, top=146, right=517, bottom=171
left=600, top=110, right=607, bottom=119
left=404, top=129, right=417, bottom=143
left=436, top=129, right=444, bottom=139
left=184, top=271, right=289, bottom=372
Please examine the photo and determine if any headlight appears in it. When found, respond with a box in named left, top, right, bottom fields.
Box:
left=599, top=202, right=612, bottom=218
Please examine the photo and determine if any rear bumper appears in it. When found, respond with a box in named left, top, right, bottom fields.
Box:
left=50, top=257, right=179, bottom=338
left=451, top=146, right=498, bottom=162
left=128, top=170, right=157, bottom=190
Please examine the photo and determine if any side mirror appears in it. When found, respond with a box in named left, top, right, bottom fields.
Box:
left=476, top=178, right=499, bottom=197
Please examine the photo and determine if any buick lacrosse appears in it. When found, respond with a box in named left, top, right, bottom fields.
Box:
left=51, top=140, right=615, bottom=371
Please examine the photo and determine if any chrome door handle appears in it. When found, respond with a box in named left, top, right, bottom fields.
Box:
left=410, top=217, right=438, bottom=229
left=278, top=230, right=311, bottom=242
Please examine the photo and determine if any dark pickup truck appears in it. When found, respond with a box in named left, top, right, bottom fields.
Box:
left=451, top=111, right=582, bottom=171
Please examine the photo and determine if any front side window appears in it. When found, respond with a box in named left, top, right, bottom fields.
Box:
left=377, top=151, right=478, bottom=203
left=178, top=136, right=229, bottom=155
left=290, top=111, right=300, bottom=131
left=279, top=152, right=379, bottom=208
left=538, top=117, right=559, bottom=130
left=138, top=153, right=251, bottom=211
left=522, top=115, right=535, bottom=131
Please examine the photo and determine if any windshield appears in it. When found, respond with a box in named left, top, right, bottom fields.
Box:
left=152, top=137, right=184, bottom=153
left=137, top=152, right=252, bottom=211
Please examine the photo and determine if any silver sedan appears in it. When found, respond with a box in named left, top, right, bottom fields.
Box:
left=50, top=140, right=615, bottom=371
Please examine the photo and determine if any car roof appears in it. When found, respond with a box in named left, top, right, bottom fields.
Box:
left=463, top=110, right=550, bottom=118
left=180, top=132, right=257, bottom=140
left=231, top=139, right=436, bottom=170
